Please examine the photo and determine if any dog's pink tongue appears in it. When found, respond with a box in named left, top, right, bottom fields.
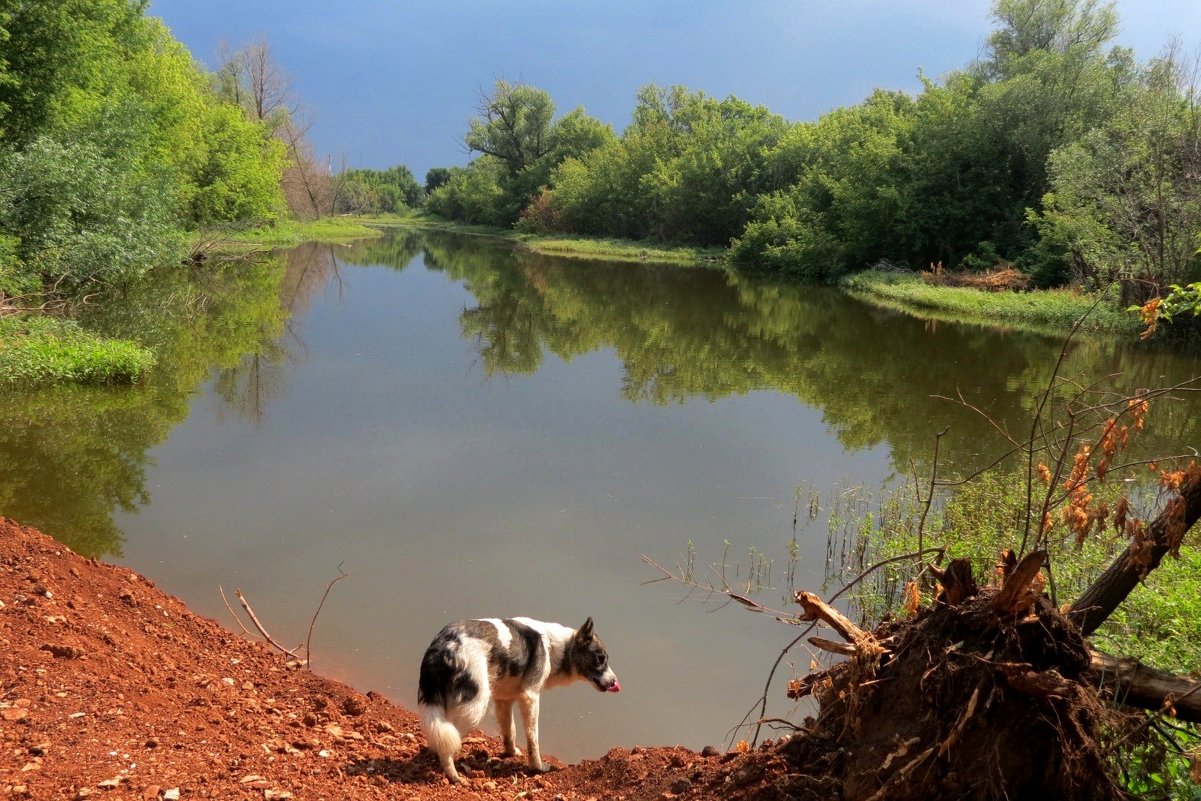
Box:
left=608, top=681, right=621, bottom=693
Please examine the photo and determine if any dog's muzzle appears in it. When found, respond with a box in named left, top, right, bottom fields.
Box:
left=593, top=668, right=621, bottom=693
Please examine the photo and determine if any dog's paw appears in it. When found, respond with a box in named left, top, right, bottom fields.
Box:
left=501, top=746, right=523, bottom=758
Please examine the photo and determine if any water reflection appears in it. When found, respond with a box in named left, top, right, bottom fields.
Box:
left=1, top=229, right=1198, bottom=563
left=398, top=231, right=1200, bottom=475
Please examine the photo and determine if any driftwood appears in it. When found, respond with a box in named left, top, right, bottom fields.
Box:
left=794, top=590, right=883, bottom=656
left=1087, top=648, right=1201, bottom=723
left=1070, top=470, right=1201, bottom=636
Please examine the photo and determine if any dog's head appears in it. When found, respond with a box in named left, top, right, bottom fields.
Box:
left=571, top=617, right=620, bottom=693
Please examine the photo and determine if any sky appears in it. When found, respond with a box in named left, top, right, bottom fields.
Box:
left=148, top=1, right=1201, bottom=181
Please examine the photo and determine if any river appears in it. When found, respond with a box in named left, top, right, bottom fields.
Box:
left=1, top=228, right=1197, bottom=759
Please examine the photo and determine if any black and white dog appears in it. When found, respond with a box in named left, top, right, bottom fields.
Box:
left=418, top=616, right=620, bottom=783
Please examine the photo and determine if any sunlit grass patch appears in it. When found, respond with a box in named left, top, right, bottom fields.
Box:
left=515, top=234, right=724, bottom=266
left=0, top=315, right=156, bottom=386
left=204, top=217, right=384, bottom=251
left=843, top=270, right=1140, bottom=336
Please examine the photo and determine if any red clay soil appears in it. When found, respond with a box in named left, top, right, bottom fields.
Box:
left=0, top=518, right=800, bottom=801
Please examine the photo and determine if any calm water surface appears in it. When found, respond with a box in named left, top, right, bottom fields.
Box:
left=2, top=230, right=1198, bottom=758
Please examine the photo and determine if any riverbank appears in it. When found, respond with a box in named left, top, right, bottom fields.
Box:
left=842, top=270, right=1142, bottom=336
left=206, top=217, right=384, bottom=252
left=359, top=212, right=725, bottom=266
left=0, top=518, right=794, bottom=801
left=370, top=213, right=1146, bottom=335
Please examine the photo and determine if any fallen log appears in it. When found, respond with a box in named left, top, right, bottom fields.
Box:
left=1087, top=648, right=1201, bottom=723
left=1069, top=468, right=1201, bottom=636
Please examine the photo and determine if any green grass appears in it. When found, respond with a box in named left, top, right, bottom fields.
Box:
left=513, top=233, right=725, bottom=265
left=843, top=270, right=1141, bottom=336
left=366, top=211, right=724, bottom=265
left=0, top=315, right=156, bottom=386
left=202, top=217, right=384, bottom=252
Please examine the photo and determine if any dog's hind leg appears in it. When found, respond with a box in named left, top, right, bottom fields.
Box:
left=495, top=699, right=521, bottom=758
left=518, top=695, right=546, bottom=773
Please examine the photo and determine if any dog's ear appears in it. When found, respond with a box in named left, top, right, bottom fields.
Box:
left=578, top=617, right=594, bottom=641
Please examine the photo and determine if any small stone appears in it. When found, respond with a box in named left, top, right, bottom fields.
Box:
left=74, top=790, right=94, bottom=800
left=375, top=720, right=394, bottom=733
left=341, top=696, right=366, bottom=716
left=670, top=778, right=692, bottom=794
left=97, top=776, right=125, bottom=789
left=264, top=792, right=293, bottom=801
left=700, top=745, right=720, bottom=757
left=142, top=785, right=161, bottom=800
left=1, top=708, right=27, bottom=722
left=481, top=781, right=498, bottom=791
left=28, top=742, right=50, bottom=756
left=40, top=643, right=83, bottom=659
left=144, top=738, right=159, bottom=749
left=163, top=790, right=180, bottom=801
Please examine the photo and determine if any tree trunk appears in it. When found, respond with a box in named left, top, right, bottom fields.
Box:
left=1087, top=648, right=1201, bottom=723
left=1069, top=472, right=1201, bottom=636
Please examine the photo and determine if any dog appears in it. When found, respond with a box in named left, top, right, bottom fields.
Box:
left=418, top=616, right=619, bottom=783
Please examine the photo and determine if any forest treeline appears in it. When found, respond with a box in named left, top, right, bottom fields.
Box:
left=0, top=0, right=423, bottom=306
left=426, top=0, right=1201, bottom=292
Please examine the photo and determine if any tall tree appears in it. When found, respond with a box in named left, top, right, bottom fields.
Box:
left=464, top=80, right=556, bottom=175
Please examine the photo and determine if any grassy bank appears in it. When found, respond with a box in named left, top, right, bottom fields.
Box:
left=844, top=270, right=1141, bottom=336
left=363, top=211, right=724, bottom=266
left=0, top=315, right=155, bottom=386
left=207, top=216, right=384, bottom=251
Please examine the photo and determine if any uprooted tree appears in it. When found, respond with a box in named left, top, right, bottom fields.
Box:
left=649, top=321, right=1201, bottom=800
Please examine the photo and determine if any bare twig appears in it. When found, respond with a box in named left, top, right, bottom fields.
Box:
left=234, top=589, right=302, bottom=659
left=305, top=563, right=349, bottom=668
left=218, top=585, right=253, bottom=637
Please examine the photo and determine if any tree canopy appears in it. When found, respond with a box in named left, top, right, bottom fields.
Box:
left=427, top=0, right=1200, bottom=293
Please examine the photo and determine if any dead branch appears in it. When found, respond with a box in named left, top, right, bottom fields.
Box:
left=744, top=547, right=945, bottom=747
left=794, top=591, right=882, bottom=656
left=234, top=589, right=302, bottom=660
left=218, top=585, right=253, bottom=637
left=808, top=636, right=860, bottom=657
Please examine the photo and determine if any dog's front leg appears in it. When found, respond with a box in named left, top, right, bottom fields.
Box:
left=495, top=699, right=521, bottom=757
left=518, top=695, right=546, bottom=773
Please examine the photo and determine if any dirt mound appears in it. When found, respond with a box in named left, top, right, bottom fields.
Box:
left=0, top=518, right=804, bottom=800
left=1, top=518, right=1135, bottom=800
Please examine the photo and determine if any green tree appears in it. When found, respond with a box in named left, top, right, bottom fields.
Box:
left=465, top=80, right=556, bottom=175
left=424, top=167, right=452, bottom=196
left=1034, top=49, right=1201, bottom=289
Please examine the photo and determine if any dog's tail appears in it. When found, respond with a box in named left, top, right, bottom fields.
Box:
left=419, top=702, right=461, bottom=766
